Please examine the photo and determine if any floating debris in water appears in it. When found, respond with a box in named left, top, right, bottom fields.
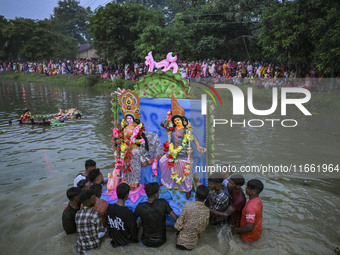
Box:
left=302, top=180, right=311, bottom=186
left=12, top=203, right=23, bottom=209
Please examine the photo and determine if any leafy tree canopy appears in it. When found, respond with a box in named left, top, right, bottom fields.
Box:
left=258, top=0, right=340, bottom=75
left=51, top=0, right=92, bottom=44
left=89, top=3, right=165, bottom=65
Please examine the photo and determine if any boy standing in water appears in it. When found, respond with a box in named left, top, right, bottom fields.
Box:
left=90, top=184, right=108, bottom=227
left=232, top=179, right=263, bottom=242
left=174, top=185, right=210, bottom=250
left=134, top=182, right=177, bottom=247
left=210, top=174, right=246, bottom=227
left=62, top=187, right=81, bottom=234
left=73, top=159, right=96, bottom=187
left=206, top=172, right=230, bottom=225
left=107, top=183, right=138, bottom=247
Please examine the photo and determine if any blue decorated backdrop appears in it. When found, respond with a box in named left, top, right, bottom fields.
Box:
left=102, top=98, right=207, bottom=224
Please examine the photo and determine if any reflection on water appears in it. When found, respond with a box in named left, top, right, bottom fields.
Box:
left=0, top=80, right=339, bottom=255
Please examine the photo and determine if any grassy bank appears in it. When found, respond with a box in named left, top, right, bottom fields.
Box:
left=1, top=71, right=339, bottom=111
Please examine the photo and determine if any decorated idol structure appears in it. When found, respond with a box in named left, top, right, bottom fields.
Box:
left=102, top=52, right=214, bottom=222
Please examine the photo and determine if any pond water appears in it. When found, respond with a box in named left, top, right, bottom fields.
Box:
left=0, top=80, right=339, bottom=255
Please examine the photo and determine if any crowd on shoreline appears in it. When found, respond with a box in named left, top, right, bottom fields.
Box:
left=63, top=159, right=264, bottom=254
left=1, top=59, right=339, bottom=90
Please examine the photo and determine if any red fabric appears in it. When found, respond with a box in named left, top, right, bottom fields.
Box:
left=228, top=188, right=246, bottom=227
left=240, top=197, right=263, bottom=242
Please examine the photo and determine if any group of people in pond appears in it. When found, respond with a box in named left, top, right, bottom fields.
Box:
left=61, top=89, right=264, bottom=253
left=62, top=158, right=264, bottom=254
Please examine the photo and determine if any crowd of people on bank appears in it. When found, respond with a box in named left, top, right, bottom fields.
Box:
left=62, top=159, right=264, bottom=254
left=1, top=59, right=338, bottom=91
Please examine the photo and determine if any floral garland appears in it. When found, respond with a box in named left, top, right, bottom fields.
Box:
left=163, top=132, right=193, bottom=171
left=112, top=121, right=145, bottom=173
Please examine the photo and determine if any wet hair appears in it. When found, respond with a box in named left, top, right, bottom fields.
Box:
left=85, top=159, right=96, bottom=170
left=66, top=187, right=81, bottom=201
left=144, top=182, right=160, bottom=197
left=230, top=174, right=245, bottom=186
left=247, top=179, right=264, bottom=194
left=79, top=189, right=95, bottom=204
left=116, top=183, right=130, bottom=200
left=196, top=185, right=209, bottom=202
left=208, top=172, right=225, bottom=184
left=88, top=168, right=101, bottom=183
left=90, top=184, right=102, bottom=198
left=77, top=179, right=90, bottom=189
left=171, top=115, right=188, bottom=128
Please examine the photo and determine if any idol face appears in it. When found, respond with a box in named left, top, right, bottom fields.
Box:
left=174, top=117, right=183, bottom=127
left=126, top=115, right=134, bottom=125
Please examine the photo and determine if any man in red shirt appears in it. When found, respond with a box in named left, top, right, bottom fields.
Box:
left=232, top=179, right=263, bottom=242
left=210, top=174, right=246, bottom=227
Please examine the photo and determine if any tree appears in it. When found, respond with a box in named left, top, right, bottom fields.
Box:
left=309, top=0, right=340, bottom=75
left=2, top=18, right=37, bottom=60
left=0, top=16, right=8, bottom=59
left=258, top=0, right=340, bottom=75
left=175, top=0, right=269, bottom=60
left=51, top=0, right=92, bottom=44
left=1, top=17, right=77, bottom=61
left=89, top=3, right=165, bottom=65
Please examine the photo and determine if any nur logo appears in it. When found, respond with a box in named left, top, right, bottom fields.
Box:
left=199, top=84, right=312, bottom=128
left=197, top=83, right=223, bottom=115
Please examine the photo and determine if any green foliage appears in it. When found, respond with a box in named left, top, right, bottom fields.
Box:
left=85, top=74, right=101, bottom=87
left=134, top=12, right=193, bottom=60
left=310, top=4, right=340, bottom=75
left=1, top=17, right=77, bottom=61
left=97, top=77, right=136, bottom=90
left=258, top=0, right=340, bottom=75
left=0, top=15, right=8, bottom=59
left=170, top=0, right=274, bottom=60
left=89, top=3, right=165, bottom=64
left=51, top=0, right=92, bottom=44
left=3, top=18, right=36, bottom=60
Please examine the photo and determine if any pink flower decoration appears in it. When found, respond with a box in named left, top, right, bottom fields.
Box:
left=113, top=128, right=119, bottom=138
left=115, top=159, right=124, bottom=170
